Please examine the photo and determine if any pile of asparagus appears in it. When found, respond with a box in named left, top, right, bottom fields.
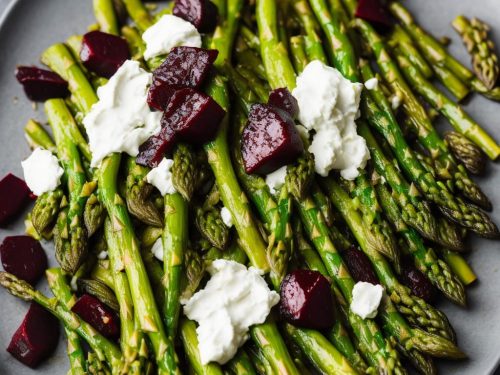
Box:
left=3, top=0, right=500, bottom=374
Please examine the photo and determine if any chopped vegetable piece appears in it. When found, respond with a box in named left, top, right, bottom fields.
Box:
left=268, top=88, right=299, bottom=119
left=355, top=0, right=392, bottom=29
left=15, top=66, right=69, bottom=101
left=400, top=258, right=436, bottom=303
left=0, top=236, right=47, bottom=285
left=0, top=173, right=31, bottom=226
left=173, top=0, right=218, bottom=33
left=71, top=294, right=120, bottom=339
left=343, top=245, right=379, bottom=285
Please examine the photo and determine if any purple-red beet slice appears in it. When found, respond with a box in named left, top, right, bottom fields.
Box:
left=355, top=0, right=392, bottom=29
left=148, top=46, right=218, bottom=110
left=241, top=104, right=303, bottom=175
left=137, top=88, right=225, bottom=167
left=71, top=294, right=120, bottom=339
left=343, top=245, right=379, bottom=285
left=15, top=66, right=69, bottom=102
left=399, top=258, right=436, bottom=303
left=7, top=302, right=59, bottom=368
left=268, top=88, right=299, bottom=119
left=0, top=174, right=31, bottom=227
left=173, top=0, right=218, bottom=33
left=280, top=269, right=334, bottom=329
left=80, top=31, right=130, bottom=78
left=0, top=236, right=47, bottom=285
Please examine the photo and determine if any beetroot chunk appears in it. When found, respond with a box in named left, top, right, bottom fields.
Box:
left=0, top=174, right=31, bottom=227
left=148, top=46, right=218, bottom=110
left=400, top=258, right=436, bottom=303
left=268, top=88, right=299, bottom=119
left=280, top=269, right=334, bottom=329
left=355, top=0, right=392, bottom=29
left=173, top=0, right=218, bottom=33
left=0, top=236, right=47, bottom=285
left=7, top=302, right=59, bottom=368
left=71, top=294, right=120, bottom=339
left=137, top=88, right=225, bottom=167
left=343, top=245, right=379, bottom=285
left=15, top=66, right=69, bottom=102
left=80, top=31, right=130, bottom=78
left=241, top=104, right=303, bottom=175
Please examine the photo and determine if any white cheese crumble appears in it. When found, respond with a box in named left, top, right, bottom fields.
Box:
left=220, top=207, right=233, bottom=227
left=364, top=77, right=379, bottom=90
left=292, top=60, right=370, bottom=180
left=391, top=94, right=402, bottom=110
left=97, top=251, right=108, bottom=260
left=265, top=165, right=287, bottom=194
left=21, top=148, right=64, bottom=196
left=142, top=15, right=202, bottom=60
left=182, top=260, right=280, bottom=365
left=351, top=281, right=384, bottom=319
left=83, top=60, right=162, bottom=167
left=146, top=158, right=177, bottom=196
left=151, top=237, right=164, bottom=261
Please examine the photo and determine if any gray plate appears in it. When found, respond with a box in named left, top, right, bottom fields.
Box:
left=0, top=0, right=499, bottom=374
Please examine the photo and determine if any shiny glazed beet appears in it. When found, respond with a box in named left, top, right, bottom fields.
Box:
left=173, top=0, right=218, bottom=33
left=0, top=173, right=31, bottom=227
left=137, top=88, right=225, bottom=167
left=280, top=269, right=334, bottom=329
left=343, top=245, right=379, bottom=285
left=80, top=31, right=130, bottom=78
left=241, top=104, right=303, bottom=174
left=7, top=302, right=59, bottom=368
left=0, top=236, right=47, bottom=285
left=268, top=88, right=299, bottom=119
left=355, top=0, right=392, bottom=29
left=148, top=46, right=218, bottom=110
left=15, top=66, right=69, bottom=101
left=400, top=258, right=436, bottom=303
left=71, top=294, right=120, bottom=339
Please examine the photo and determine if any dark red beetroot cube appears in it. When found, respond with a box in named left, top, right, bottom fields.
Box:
left=0, top=236, right=47, bottom=285
left=7, top=302, right=59, bottom=368
left=137, top=88, right=225, bottom=167
left=355, top=0, right=392, bottom=29
left=343, top=245, right=379, bottom=285
left=148, top=46, right=218, bottom=110
left=268, top=88, right=299, bottom=119
left=15, top=66, right=69, bottom=102
left=173, top=0, right=218, bottom=33
left=399, top=257, right=436, bottom=303
left=71, top=294, right=120, bottom=339
left=280, top=269, right=334, bottom=329
left=80, top=31, right=130, bottom=78
left=241, top=104, right=303, bottom=175
left=0, top=174, right=31, bottom=227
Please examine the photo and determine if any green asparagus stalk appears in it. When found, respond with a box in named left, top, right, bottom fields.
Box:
left=84, top=191, right=106, bottom=237
left=0, top=272, right=123, bottom=371
left=46, top=99, right=90, bottom=274
left=289, top=36, right=309, bottom=73
left=224, top=349, right=257, bottom=375
left=439, top=249, right=477, bottom=286
left=121, top=0, right=153, bottom=32
left=24, top=119, right=57, bottom=152
left=46, top=268, right=87, bottom=375
left=31, top=188, right=65, bottom=235
left=77, top=278, right=120, bottom=312
left=93, top=0, right=120, bottom=35
left=445, top=131, right=486, bottom=175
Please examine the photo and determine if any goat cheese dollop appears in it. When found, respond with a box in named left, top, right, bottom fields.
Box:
left=182, top=260, right=280, bottom=365
left=146, top=158, right=176, bottom=196
left=292, top=60, right=370, bottom=180
left=220, top=207, right=233, bottom=227
left=21, top=148, right=64, bottom=196
left=83, top=60, right=162, bottom=167
left=351, top=281, right=384, bottom=319
left=265, top=165, right=287, bottom=194
left=364, top=77, right=379, bottom=90
left=151, top=237, right=164, bottom=261
left=142, top=15, right=202, bottom=60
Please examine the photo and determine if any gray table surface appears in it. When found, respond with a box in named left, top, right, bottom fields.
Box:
left=1, top=0, right=500, bottom=374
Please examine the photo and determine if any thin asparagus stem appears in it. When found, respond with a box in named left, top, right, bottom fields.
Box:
left=439, top=249, right=478, bottom=286
left=24, top=119, right=56, bottom=152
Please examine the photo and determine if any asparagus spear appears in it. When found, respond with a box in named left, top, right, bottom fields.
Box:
left=93, top=0, right=120, bottom=35
left=445, top=131, right=486, bottom=175
left=289, top=36, right=309, bottom=73
left=46, top=268, right=87, bottom=375
left=439, top=249, right=477, bottom=286
left=24, top=119, right=57, bottom=152
left=0, top=272, right=123, bottom=372
left=224, top=349, right=257, bottom=375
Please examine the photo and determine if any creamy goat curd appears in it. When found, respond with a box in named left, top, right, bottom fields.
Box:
left=146, top=158, right=177, bottom=196
left=351, top=281, right=384, bottom=319
left=21, top=148, right=64, bottom=196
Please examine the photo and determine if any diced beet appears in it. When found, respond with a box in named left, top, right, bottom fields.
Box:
left=137, top=88, right=225, bottom=167
left=399, top=258, right=436, bottom=303
left=7, top=302, right=59, bottom=368
left=15, top=66, right=69, bottom=102
left=148, top=46, right=218, bottom=110
left=241, top=104, right=303, bottom=175
left=0, top=174, right=31, bottom=227
left=343, top=245, right=379, bottom=285
left=268, top=88, right=299, bottom=119
left=80, top=31, right=130, bottom=78
left=0, top=236, right=47, bottom=285
left=355, top=0, right=392, bottom=29
left=279, top=269, right=334, bottom=329
left=71, top=294, right=120, bottom=339
left=173, top=0, right=218, bottom=33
